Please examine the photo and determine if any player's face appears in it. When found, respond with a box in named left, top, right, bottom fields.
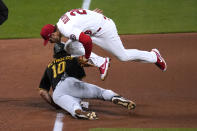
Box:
left=49, top=32, right=61, bottom=43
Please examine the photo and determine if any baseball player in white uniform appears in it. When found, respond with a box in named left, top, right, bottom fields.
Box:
left=40, top=9, right=167, bottom=74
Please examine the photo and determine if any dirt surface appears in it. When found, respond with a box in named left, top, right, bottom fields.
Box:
left=0, top=33, right=197, bottom=131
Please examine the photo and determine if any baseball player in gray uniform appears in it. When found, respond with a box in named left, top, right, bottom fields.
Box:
left=39, top=43, right=136, bottom=120
left=40, top=8, right=167, bottom=74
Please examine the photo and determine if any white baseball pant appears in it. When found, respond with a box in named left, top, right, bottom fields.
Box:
left=52, top=77, right=118, bottom=117
left=91, top=18, right=157, bottom=63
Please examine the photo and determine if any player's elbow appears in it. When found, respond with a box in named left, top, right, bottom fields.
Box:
left=79, top=32, right=92, bottom=44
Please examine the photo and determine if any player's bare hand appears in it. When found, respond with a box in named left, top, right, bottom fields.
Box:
left=93, top=8, right=103, bottom=14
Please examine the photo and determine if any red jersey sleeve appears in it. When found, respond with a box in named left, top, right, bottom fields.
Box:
left=79, top=32, right=92, bottom=59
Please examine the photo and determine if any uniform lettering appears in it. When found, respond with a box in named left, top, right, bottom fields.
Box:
left=61, top=14, right=70, bottom=24
left=48, top=56, right=73, bottom=68
left=52, top=61, right=66, bottom=78
left=70, top=9, right=87, bottom=16
left=57, top=61, right=65, bottom=74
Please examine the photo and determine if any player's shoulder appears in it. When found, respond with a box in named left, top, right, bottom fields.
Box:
left=47, top=61, right=53, bottom=68
left=57, top=17, right=73, bottom=35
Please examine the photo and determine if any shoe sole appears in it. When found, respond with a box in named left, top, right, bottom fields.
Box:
left=75, top=110, right=98, bottom=120
left=101, top=57, right=110, bottom=81
left=113, top=98, right=136, bottom=110
left=152, top=49, right=167, bottom=72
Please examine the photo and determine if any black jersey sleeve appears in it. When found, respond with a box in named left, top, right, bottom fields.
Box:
left=39, top=68, right=51, bottom=91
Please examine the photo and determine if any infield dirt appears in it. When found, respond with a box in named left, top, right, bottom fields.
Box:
left=0, top=33, right=197, bottom=131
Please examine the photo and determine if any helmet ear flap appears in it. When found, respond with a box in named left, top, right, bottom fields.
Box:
left=53, top=43, right=70, bottom=58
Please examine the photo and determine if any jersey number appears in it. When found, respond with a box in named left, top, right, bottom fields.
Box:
left=70, top=9, right=87, bottom=16
left=52, top=61, right=66, bottom=78
left=61, top=9, right=87, bottom=24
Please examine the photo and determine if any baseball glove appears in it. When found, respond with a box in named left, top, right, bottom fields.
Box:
left=78, top=56, right=94, bottom=67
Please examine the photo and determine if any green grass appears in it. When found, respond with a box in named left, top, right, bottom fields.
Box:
left=90, top=0, right=197, bottom=34
left=0, top=0, right=197, bottom=38
left=90, top=128, right=197, bottom=131
left=0, top=0, right=82, bottom=39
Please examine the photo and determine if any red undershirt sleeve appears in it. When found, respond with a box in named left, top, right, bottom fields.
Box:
left=79, top=32, right=92, bottom=59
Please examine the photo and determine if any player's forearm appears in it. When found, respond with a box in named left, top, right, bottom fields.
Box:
left=39, top=89, right=53, bottom=104
left=39, top=89, right=60, bottom=109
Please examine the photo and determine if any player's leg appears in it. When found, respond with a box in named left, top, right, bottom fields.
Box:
left=92, top=23, right=157, bottom=63
left=52, top=94, right=97, bottom=119
left=90, top=53, right=110, bottom=80
left=53, top=81, right=98, bottom=120
left=92, top=19, right=167, bottom=71
left=80, top=81, right=136, bottom=110
left=92, top=35, right=156, bottom=63
left=61, top=77, right=136, bottom=110
left=58, top=77, right=116, bottom=100
left=63, top=40, right=110, bottom=80
left=52, top=92, right=81, bottom=116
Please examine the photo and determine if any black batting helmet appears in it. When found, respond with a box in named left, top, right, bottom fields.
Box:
left=53, top=42, right=70, bottom=58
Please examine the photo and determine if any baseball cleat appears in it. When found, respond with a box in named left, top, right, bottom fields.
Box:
left=151, top=48, right=167, bottom=72
left=99, top=57, right=110, bottom=81
left=75, top=109, right=98, bottom=120
left=112, top=96, right=136, bottom=110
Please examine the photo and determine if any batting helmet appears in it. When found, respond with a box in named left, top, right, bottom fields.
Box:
left=53, top=43, right=70, bottom=59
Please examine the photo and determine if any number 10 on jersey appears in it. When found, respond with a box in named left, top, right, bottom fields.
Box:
left=51, top=61, right=66, bottom=78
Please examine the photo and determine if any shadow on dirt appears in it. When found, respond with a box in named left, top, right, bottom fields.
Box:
left=0, top=97, right=50, bottom=109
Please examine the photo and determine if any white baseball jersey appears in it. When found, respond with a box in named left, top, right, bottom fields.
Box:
left=57, top=9, right=105, bottom=40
